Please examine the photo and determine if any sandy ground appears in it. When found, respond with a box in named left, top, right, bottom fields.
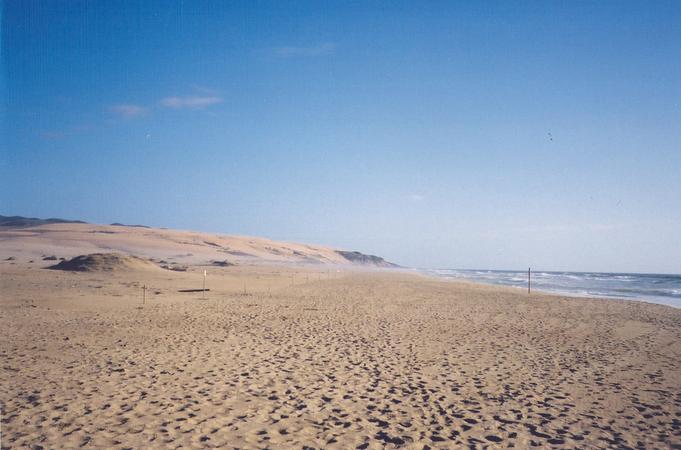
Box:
left=2, top=262, right=681, bottom=449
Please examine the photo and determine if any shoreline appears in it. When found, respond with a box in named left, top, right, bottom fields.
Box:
left=414, top=268, right=681, bottom=309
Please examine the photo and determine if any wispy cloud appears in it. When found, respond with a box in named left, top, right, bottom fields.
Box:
left=159, top=96, right=223, bottom=109
left=407, top=194, right=424, bottom=202
left=274, top=43, right=336, bottom=58
left=109, top=103, right=148, bottom=118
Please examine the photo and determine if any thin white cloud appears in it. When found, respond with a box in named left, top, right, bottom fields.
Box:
left=159, top=96, right=223, bottom=109
left=274, top=43, right=336, bottom=58
left=408, top=194, right=424, bottom=202
left=109, top=103, right=147, bottom=118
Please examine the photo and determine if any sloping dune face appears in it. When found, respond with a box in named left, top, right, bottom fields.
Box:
left=46, top=253, right=160, bottom=272
left=0, top=222, right=389, bottom=267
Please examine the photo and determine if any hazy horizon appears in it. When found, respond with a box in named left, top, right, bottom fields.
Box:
left=2, top=1, right=680, bottom=274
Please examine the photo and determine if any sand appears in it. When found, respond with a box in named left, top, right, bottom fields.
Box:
left=1, top=260, right=680, bottom=449
left=0, top=222, right=392, bottom=267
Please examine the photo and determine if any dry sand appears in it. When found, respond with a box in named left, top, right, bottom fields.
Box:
left=2, top=260, right=680, bottom=449
left=0, top=222, right=389, bottom=267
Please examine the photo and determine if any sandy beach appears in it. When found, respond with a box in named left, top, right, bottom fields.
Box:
left=5, top=1, right=680, bottom=448
left=2, top=260, right=680, bottom=449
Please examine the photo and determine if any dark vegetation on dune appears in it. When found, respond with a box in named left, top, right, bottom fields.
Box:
left=161, top=264, right=188, bottom=272
left=0, top=215, right=152, bottom=230
left=336, top=250, right=399, bottom=268
left=211, top=260, right=235, bottom=267
left=0, top=215, right=86, bottom=228
left=47, top=253, right=158, bottom=272
left=110, top=222, right=150, bottom=228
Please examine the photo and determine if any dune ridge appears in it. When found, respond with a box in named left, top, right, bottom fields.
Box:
left=0, top=218, right=396, bottom=268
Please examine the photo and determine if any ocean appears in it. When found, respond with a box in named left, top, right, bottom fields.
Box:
left=423, top=269, right=681, bottom=308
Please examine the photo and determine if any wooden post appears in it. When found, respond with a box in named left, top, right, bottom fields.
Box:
left=528, top=268, right=531, bottom=294
left=143, top=284, right=146, bottom=305
left=203, top=270, right=207, bottom=299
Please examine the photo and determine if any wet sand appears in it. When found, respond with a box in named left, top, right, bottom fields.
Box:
left=2, top=264, right=680, bottom=449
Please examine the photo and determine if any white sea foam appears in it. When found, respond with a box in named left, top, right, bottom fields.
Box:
left=422, top=269, right=681, bottom=308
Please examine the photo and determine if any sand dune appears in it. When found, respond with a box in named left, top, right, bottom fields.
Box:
left=0, top=220, right=396, bottom=268
left=1, top=258, right=680, bottom=449
left=47, top=253, right=162, bottom=273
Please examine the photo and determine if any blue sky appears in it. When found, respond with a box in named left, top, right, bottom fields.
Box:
left=2, top=1, right=680, bottom=273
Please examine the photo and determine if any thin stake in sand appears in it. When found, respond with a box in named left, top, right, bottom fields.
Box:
left=528, top=267, right=531, bottom=294
left=143, top=284, right=146, bottom=305
left=203, top=270, right=207, bottom=300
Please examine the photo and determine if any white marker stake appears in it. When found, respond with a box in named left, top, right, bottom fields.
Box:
left=203, top=270, right=207, bottom=299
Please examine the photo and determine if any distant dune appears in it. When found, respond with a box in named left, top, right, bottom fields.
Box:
left=0, top=215, right=398, bottom=268
left=0, top=214, right=86, bottom=228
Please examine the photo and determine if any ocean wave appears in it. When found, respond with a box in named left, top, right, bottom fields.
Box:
left=422, top=269, right=681, bottom=308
